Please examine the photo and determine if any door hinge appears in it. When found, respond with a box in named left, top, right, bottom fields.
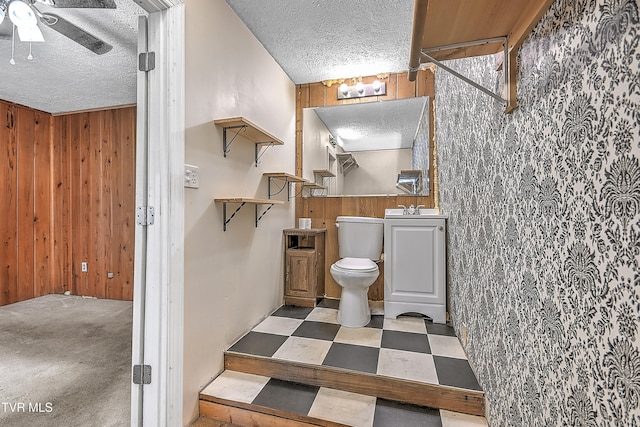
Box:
left=132, top=364, right=152, bottom=385
left=139, top=52, right=156, bottom=72
left=137, top=206, right=155, bottom=226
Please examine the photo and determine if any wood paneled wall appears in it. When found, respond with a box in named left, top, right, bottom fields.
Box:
left=0, top=102, right=52, bottom=305
left=295, top=69, right=437, bottom=300
left=0, top=100, right=136, bottom=307
left=301, top=195, right=433, bottom=300
left=52, top=107, right=136, bottom=301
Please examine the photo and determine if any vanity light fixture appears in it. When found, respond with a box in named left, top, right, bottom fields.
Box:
left=337, top=79, right=387, bottom=100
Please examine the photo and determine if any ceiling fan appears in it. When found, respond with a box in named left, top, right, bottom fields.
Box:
left=0, top=0, right=115, bottom=56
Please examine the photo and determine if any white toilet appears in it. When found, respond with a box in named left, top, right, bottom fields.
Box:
left=330, top=216, right=384, bottom=327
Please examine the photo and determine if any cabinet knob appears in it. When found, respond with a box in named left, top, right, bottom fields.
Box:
left=438, top=226, right=444, bottom=231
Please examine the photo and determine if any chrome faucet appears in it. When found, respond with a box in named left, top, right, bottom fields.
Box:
left=398, top=204, right=425, bottom=215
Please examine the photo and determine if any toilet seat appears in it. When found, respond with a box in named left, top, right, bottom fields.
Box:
left=332, top=257, right=378, bottom=273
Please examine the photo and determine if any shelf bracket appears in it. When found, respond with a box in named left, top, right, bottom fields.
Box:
left=255, top=203, right=276, bottom=227
left=221, top=125, right=247, bottom=157
left=221, top=201, right=246, bottom=231
left=255, top=142, right=275, bottom=167
left=267, top=177, right=297, bottom=201
left=419, top=36, right=510, bottom=108
left=292, top=183, right=305, bottom=199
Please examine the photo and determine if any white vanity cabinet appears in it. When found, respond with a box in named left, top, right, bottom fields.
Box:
left=383, top=209, right=447, bottom=323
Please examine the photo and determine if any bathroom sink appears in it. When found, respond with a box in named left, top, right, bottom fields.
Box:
left=384, top=208, right=447, bottom=219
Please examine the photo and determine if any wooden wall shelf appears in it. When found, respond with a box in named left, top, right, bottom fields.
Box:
left=214, top=198, right=284, bottom=231
left=214, top=117, right=284, bottom=166
left=302, top=182, right=326, bottom=197
left=264, top=173, right=311, bottom=201
left=312, top=169, right=335, bottom=178
left=336, top=153, right=358, bottom=175
left=408, top=0, right=554, bottom=112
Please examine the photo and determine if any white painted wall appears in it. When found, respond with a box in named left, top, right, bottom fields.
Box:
left=302, top=108, right=343, bottom=194
left=342, top=149, right=411, bottom=195
left=183, top=0, right=295, bottom=424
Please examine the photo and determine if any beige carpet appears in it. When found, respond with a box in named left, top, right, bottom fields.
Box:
left=0, top=294, right=132, bottom=427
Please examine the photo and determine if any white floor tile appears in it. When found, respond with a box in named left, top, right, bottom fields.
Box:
left=308, top=387, right=376, bottom=427
left=272, top=336, right=332, bottom=365
left=383, top=317, right=428, bottom=334
left=201, top=371, right=270, bottom=404
left=440, top=409, right=489, bottom=426
left=252, top=316, right=303, bottom=336
left=334, top=326, right=382, bottom=348
left=428, top=335, right=467, bottom=359
left=306, top=307, right=339, bottom=324
left=377, top=348, right=438, bottom=384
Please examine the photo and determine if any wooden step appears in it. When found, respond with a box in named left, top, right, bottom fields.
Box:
left=224, top=352, right=485, bottom=417
left=199, top=370, right=488, bottom=427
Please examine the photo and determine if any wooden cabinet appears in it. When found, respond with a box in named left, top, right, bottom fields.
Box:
left=284, top=229, right=326, bottom=307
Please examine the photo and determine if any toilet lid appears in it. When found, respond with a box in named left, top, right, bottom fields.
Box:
left=334, top=257, right=378, bottom=273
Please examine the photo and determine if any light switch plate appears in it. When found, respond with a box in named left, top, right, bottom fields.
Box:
left=184, top=164, right=199, bottom=188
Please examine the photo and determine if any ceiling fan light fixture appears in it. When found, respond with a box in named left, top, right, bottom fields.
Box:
left=9, top=0, right=38, bottom=28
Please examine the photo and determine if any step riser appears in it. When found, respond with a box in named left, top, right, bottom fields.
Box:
left=200, top=399, right=346, bottom=427
left=224, top=352, right=485, bottom=417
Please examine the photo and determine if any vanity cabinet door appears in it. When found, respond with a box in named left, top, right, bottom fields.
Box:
left=384, top=219, right=446, bottom=305
left=285, top=249, right=316, bottom=298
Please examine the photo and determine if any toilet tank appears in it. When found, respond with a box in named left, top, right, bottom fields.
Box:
left=336, top=216, right=384, bottom=260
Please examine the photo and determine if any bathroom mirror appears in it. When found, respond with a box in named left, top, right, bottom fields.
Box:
left=302, top=96, right=430, bottom=196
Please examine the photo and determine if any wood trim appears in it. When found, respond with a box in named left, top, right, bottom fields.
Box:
left=199, top=399, right=347, bottom=427
left=408, top=0, right=430, bottom=81
left=225, top=352, right=485, bottom=417
left=504, top=49, right=519, bottom=113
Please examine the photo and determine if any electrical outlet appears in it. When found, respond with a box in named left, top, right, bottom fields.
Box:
left=184, top=164, right=199, bottom=188
left=81, top=262, right=88, bottom=273
left=461, top=322, right=468, bottom=346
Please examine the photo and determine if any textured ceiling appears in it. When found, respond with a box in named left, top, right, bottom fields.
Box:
left=314, top=97, right=427, bottom=152
left=0, top=0, right=145, bottom=114
left=0, top=1, right=416, bottom=116
left=225, top=0, right=414, bottom=84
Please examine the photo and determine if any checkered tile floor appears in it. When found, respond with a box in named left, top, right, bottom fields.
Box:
left=202, top=371, right=488, bottom=427
left=226, top=300, right=482, bottom=391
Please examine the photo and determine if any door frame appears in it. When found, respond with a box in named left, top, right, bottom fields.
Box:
left=131, top=1, right=185, bottom=426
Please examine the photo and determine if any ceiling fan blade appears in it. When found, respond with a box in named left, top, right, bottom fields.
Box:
left=42, top=0, right=117, bottom=8
left=0, top=20, right=11, bottom=41
left=41, top=13, right=112, bottom=54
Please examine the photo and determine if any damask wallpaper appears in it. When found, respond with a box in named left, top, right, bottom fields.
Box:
left=435, top=0, right=640, bottom=425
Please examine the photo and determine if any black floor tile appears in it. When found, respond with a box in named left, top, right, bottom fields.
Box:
left=292, top=321, right=341, bottom=341
left=425, top=322, right=457, bottom=337
left=381, top=330, right=431, bottom=354
left=373, top=399, right=442, bottom=427
left=322, top=342, right=379, bottom=374
left=317, top=299, right=340, bottom=309
left=251, top=378, right=319, bottom=415
left=272, top=305, right=314, bottom=319
left=366, top=315, right=384, bottom=329
left=433, top=356, right=482, bottom=390
left=227, top=331, right=287, bottom=357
